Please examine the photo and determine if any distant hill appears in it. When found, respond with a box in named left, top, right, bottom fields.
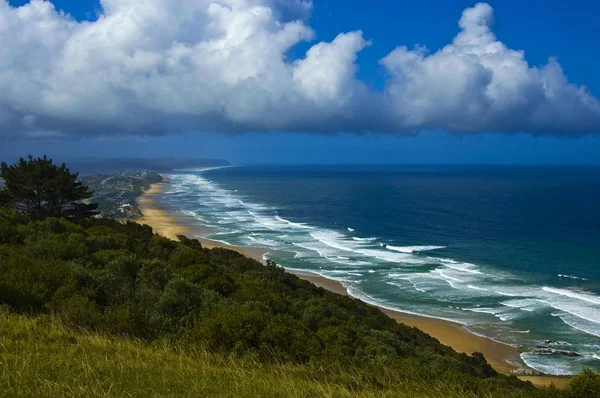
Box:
left=0, top=156, right=229, bottom=217
left=66, top=157, right=230, bottom=174
left=0, top=156, right=230, bottom=175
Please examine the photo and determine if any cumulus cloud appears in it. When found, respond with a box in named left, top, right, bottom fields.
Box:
left=381, top=3, right=600, bottom=134
left=0, top=0, right=598, bottom=138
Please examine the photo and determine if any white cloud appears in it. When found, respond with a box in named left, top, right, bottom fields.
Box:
left=381, top=2, right=600, bottom=134
left=0, top=0, right=598, bottom=138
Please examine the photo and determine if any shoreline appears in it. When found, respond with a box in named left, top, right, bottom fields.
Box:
left=137, top=180, right=570, bottom=388
left=137, top=182, right=267, bottom=261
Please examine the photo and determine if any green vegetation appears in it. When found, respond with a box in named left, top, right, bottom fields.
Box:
left=0, top=156, right=599, bottom=396
left=0, top=308, right=589, bottom=398
left=0, top=212, right=588, bottom=397
left=0, top=155, right=98, bottom=220
left=0, top=309, right=555, bottom=398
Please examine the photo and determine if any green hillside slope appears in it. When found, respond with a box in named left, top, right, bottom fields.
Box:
left=0, top=212, right=598, bottom=397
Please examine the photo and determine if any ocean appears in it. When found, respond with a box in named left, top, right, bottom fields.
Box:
left=159, top=165, right=600, bottom=375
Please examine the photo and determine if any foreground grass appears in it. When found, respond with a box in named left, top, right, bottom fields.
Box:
left=0, top=311, right=565, bottom=398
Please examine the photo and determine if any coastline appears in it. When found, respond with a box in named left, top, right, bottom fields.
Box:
left=137, top=181, right=267, bottom=262
left=137, top=180, right=570, bottom=388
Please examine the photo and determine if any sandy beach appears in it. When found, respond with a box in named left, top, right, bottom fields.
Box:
left=137, top=182, right=267, bottom=261
left=137, top=181, right=570, bottom=388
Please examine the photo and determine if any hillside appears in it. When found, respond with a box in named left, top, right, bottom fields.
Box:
left=3, top=310, right=594, bottom=398
left=66, top=157, right=230, bottom=174
left=0, top=310, right=563, bottom=398
left=0, top=212, right=598, bottom=396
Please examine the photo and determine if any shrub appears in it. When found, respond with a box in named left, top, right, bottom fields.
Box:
left=0, top=214, right=594, bottom=396
left=565, top=369, right=600, bottom=398
left=0, top=253, right=72, bottom=312
left=54, top=294, right=102, bottom=329
left=156, top=279, right=204, bottom=331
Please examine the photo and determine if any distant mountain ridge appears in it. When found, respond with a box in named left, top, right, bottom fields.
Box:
left=66, top=157, right=230, bottom=174
left=0, top=156, right=229, bottom=175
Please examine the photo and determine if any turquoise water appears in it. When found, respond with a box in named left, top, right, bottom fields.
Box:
left=160, top=165, right=600, bottom=375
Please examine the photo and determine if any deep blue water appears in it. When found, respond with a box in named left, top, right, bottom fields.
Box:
left=161, top=165, right=600, bottom=375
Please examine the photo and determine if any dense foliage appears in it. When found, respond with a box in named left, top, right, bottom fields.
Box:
left=2, top=210, right=595, bottom=396
left=0, top=155, right=98, bottom=220
left=1, top=311, right=592, bottom=398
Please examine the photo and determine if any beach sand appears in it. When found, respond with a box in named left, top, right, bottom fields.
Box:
left=137, top=182, right=266, bottom=261
left=137, top=181, right=570, bottom=389
left=295, top=273, right=570, bottom=388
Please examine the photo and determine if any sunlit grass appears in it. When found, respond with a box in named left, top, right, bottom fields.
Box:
left=0, top=310, right=542, bottom=398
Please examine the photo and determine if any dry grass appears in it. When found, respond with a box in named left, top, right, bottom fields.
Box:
left=0, top=315, right=337, bottom=397
left=0, top=310, right=510, bottom=398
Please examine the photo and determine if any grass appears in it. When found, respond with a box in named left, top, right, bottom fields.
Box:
left=0, top=310, right=553, bottom=398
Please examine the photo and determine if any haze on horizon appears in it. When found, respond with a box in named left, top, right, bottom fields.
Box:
left=1, top=0, right=599, bottom=164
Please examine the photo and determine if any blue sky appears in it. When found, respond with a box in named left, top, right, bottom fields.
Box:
left=2, top=0, right=600, bottom=164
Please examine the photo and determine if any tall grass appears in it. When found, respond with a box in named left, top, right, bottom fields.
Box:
left=0, top=310, right=563, bottom=398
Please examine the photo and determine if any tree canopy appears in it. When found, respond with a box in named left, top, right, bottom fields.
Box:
left=0, top=155, right=98, bottom=220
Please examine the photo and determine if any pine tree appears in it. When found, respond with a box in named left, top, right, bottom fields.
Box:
left=0, top=155, right=98, bottom=220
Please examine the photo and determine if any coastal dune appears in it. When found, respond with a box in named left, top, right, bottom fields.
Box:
left=137, top=181, right=570, bottom=388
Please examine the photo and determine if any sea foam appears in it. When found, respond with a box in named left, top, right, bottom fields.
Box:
left=162, top=170, right=600, bottom=375
left=386, top=245, right=445, bottom=253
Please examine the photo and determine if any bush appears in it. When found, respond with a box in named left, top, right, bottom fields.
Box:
left=156, top=279, right=204, bottom=331
left=0, top=214, right=595, bottom=396
left=565, top=369, right=600, bottom=398
left=54, top=294, right=102, bottom=329
left=0, top=253, right=73, bottom=312
left=0, top=208, right=24, bottom=244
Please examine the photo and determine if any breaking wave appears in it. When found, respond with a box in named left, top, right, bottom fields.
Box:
left=386, top=245, right=445, bottom=253
left=161, top=170, right=600, bottom=375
